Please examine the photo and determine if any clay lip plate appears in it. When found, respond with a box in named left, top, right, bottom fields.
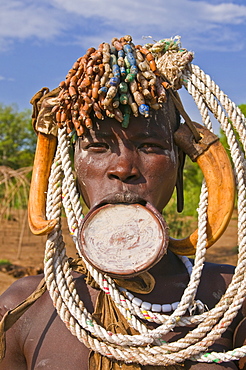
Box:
left=78, top=203, right=169, bottom=278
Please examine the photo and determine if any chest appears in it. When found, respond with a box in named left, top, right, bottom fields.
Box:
left=20, top=272, right=237, bottom=370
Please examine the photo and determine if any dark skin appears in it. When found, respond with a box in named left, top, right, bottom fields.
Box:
left=0, top=110, right=246, bottom=369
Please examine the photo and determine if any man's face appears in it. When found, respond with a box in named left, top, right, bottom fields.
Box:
left=74, top=109, right=179, bottom=212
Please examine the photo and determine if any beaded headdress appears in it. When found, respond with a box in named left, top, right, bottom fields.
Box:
left=52, top=35, right=192, bottom=136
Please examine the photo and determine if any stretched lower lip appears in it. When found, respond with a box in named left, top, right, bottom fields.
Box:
left=96, top=191, right=147, bottom=207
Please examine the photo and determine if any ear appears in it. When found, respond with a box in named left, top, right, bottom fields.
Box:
left=176, top=149, right=186, bottom=213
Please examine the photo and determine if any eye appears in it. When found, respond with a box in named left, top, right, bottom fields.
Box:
left=138, top=143, right=166, bottom=153
left=85, top=142, right=109, bottom=152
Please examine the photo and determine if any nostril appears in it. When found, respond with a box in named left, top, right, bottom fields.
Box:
left=109, top=174, right=120, bottom=180
left=108, top=172, right=139, bottom=182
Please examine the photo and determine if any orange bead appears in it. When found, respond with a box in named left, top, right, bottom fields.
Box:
left=149, top=60, right=156, bottom=72
left=85, top=117, right=93, bottom=129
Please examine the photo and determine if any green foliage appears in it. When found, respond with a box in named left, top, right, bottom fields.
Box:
left=0, top=104, right=36, bottom=169
left=164, top=156, right=203, bottom=238
left=0, top=259, right=11, bottom=266
left=219, top=103, right=246, bottom=161
left=238, top=104, right=246, bottom=117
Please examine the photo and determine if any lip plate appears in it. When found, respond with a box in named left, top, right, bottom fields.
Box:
left=78, top=202, right=169, bottom=278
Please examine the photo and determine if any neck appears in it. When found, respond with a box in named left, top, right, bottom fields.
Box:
left=148, top=250, right=187, bottom=277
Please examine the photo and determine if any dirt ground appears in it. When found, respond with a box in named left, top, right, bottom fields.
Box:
left=0, top=209, right=239, bottom=295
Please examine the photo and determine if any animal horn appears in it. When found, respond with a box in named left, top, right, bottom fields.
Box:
left=169, top=122, right=235, bottom=256
left=28, top=132, right=58, bottom=235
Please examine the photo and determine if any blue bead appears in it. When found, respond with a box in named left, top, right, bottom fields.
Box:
left=120, top=66, right=126, bottom=76
left=130, top=65, right=138, bottom=75
left=112, top=64, right=120, bottom=78
left=118, top=50, right=124, bottom=58
left=109, top=77, right=120, bottom=86
left=139, top=104, right=150, bottom=116
left=123, top=44, right=132, bottom=53
left=98, top=86, right=107, bottom=94
left=127, top=52, right=136, bottom=66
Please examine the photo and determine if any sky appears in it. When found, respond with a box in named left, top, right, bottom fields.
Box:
left=0, top=0, right=246, bottom=133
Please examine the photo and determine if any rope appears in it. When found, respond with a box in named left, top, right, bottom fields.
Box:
left=42, top=40, right=246, bottom=366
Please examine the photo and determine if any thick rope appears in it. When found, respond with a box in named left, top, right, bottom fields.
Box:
left=42, top=39, right=246, bottom=365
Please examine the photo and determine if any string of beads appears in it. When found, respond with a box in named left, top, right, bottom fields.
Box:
left=53, top=35, right=193, bottom=136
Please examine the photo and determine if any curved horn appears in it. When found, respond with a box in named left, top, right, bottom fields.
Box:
left=169, top=122, right=235, bottom=256
left=28, top=132, right=58, bottom=235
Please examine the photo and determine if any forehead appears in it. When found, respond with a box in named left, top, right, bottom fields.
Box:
left=83, top=104, right=178, bottom=142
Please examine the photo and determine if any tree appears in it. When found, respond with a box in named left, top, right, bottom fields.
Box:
left=0, top=104, right=36, bottom=169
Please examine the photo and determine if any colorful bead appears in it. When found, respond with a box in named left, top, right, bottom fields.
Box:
left=112, top=64, right=120, bottom=78
left=130, top=65, right=138, bottom=75
left=98, top=86, right=107, bottom=94
left=125, top=73, right=136, bottom=83
left=126, top=52, right=136, bottom=66
left=120, top=93, right=128, bottom=105
left=139, top=104, right=150, bottom=117
left=109, top=77, right=120, bottom=86
left=119, top=82, right=128, bottom=93
left=120, top=66, right=126, bottom=76
left=118, top=49, right=124, bottom=58
left=123, top=44, right=132, bottom=53
left=122, top=105, right=131, bottom=128
left=124, top=56, right=131, bottom=69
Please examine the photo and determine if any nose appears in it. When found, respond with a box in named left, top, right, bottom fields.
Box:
left=107, top=151, right=140, bottom=182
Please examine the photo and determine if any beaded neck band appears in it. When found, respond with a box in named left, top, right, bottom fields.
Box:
left=53, top=35, right=193, bottom=136
left=118, top=255, right=206, bottom=315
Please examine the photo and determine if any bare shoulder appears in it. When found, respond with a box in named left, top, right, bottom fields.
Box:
left=202, top=260, right=235, bottom=286
left=0, top=274, right=44, bottom=316
left=0, top=275, right=45, bottom=370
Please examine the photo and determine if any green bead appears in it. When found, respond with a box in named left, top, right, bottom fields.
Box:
left=119, top=82, right=128, bottom=93
left=120, top=93, right=128, bottom=105
left=122, top=113, right=130, bottom=128
left=125, top=73, right=135, bottom=83
left=124, top=56, right=131, bottom=68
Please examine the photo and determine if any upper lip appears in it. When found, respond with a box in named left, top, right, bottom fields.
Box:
left=96, top=191, right=147, bottom=208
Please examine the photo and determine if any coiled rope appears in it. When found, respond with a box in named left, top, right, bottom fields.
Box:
left=43, top=37, right=246, bottom=366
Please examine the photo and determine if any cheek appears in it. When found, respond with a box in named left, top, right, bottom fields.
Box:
left=74, top=151, right=108, bottom=205
left=145, top=155, right=178, bottom=208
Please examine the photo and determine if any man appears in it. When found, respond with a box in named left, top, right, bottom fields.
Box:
left=0, top=35, right=246, bottom=369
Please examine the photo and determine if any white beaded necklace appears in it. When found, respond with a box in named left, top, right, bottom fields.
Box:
left=118, top=255, right=205, bottom=314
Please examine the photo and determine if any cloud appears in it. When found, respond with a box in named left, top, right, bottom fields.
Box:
left=0, top=0, right=246, bottom=51
left=0, top=75, right=14, bottom=82
left=0, top=1, right=65, bottom=43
